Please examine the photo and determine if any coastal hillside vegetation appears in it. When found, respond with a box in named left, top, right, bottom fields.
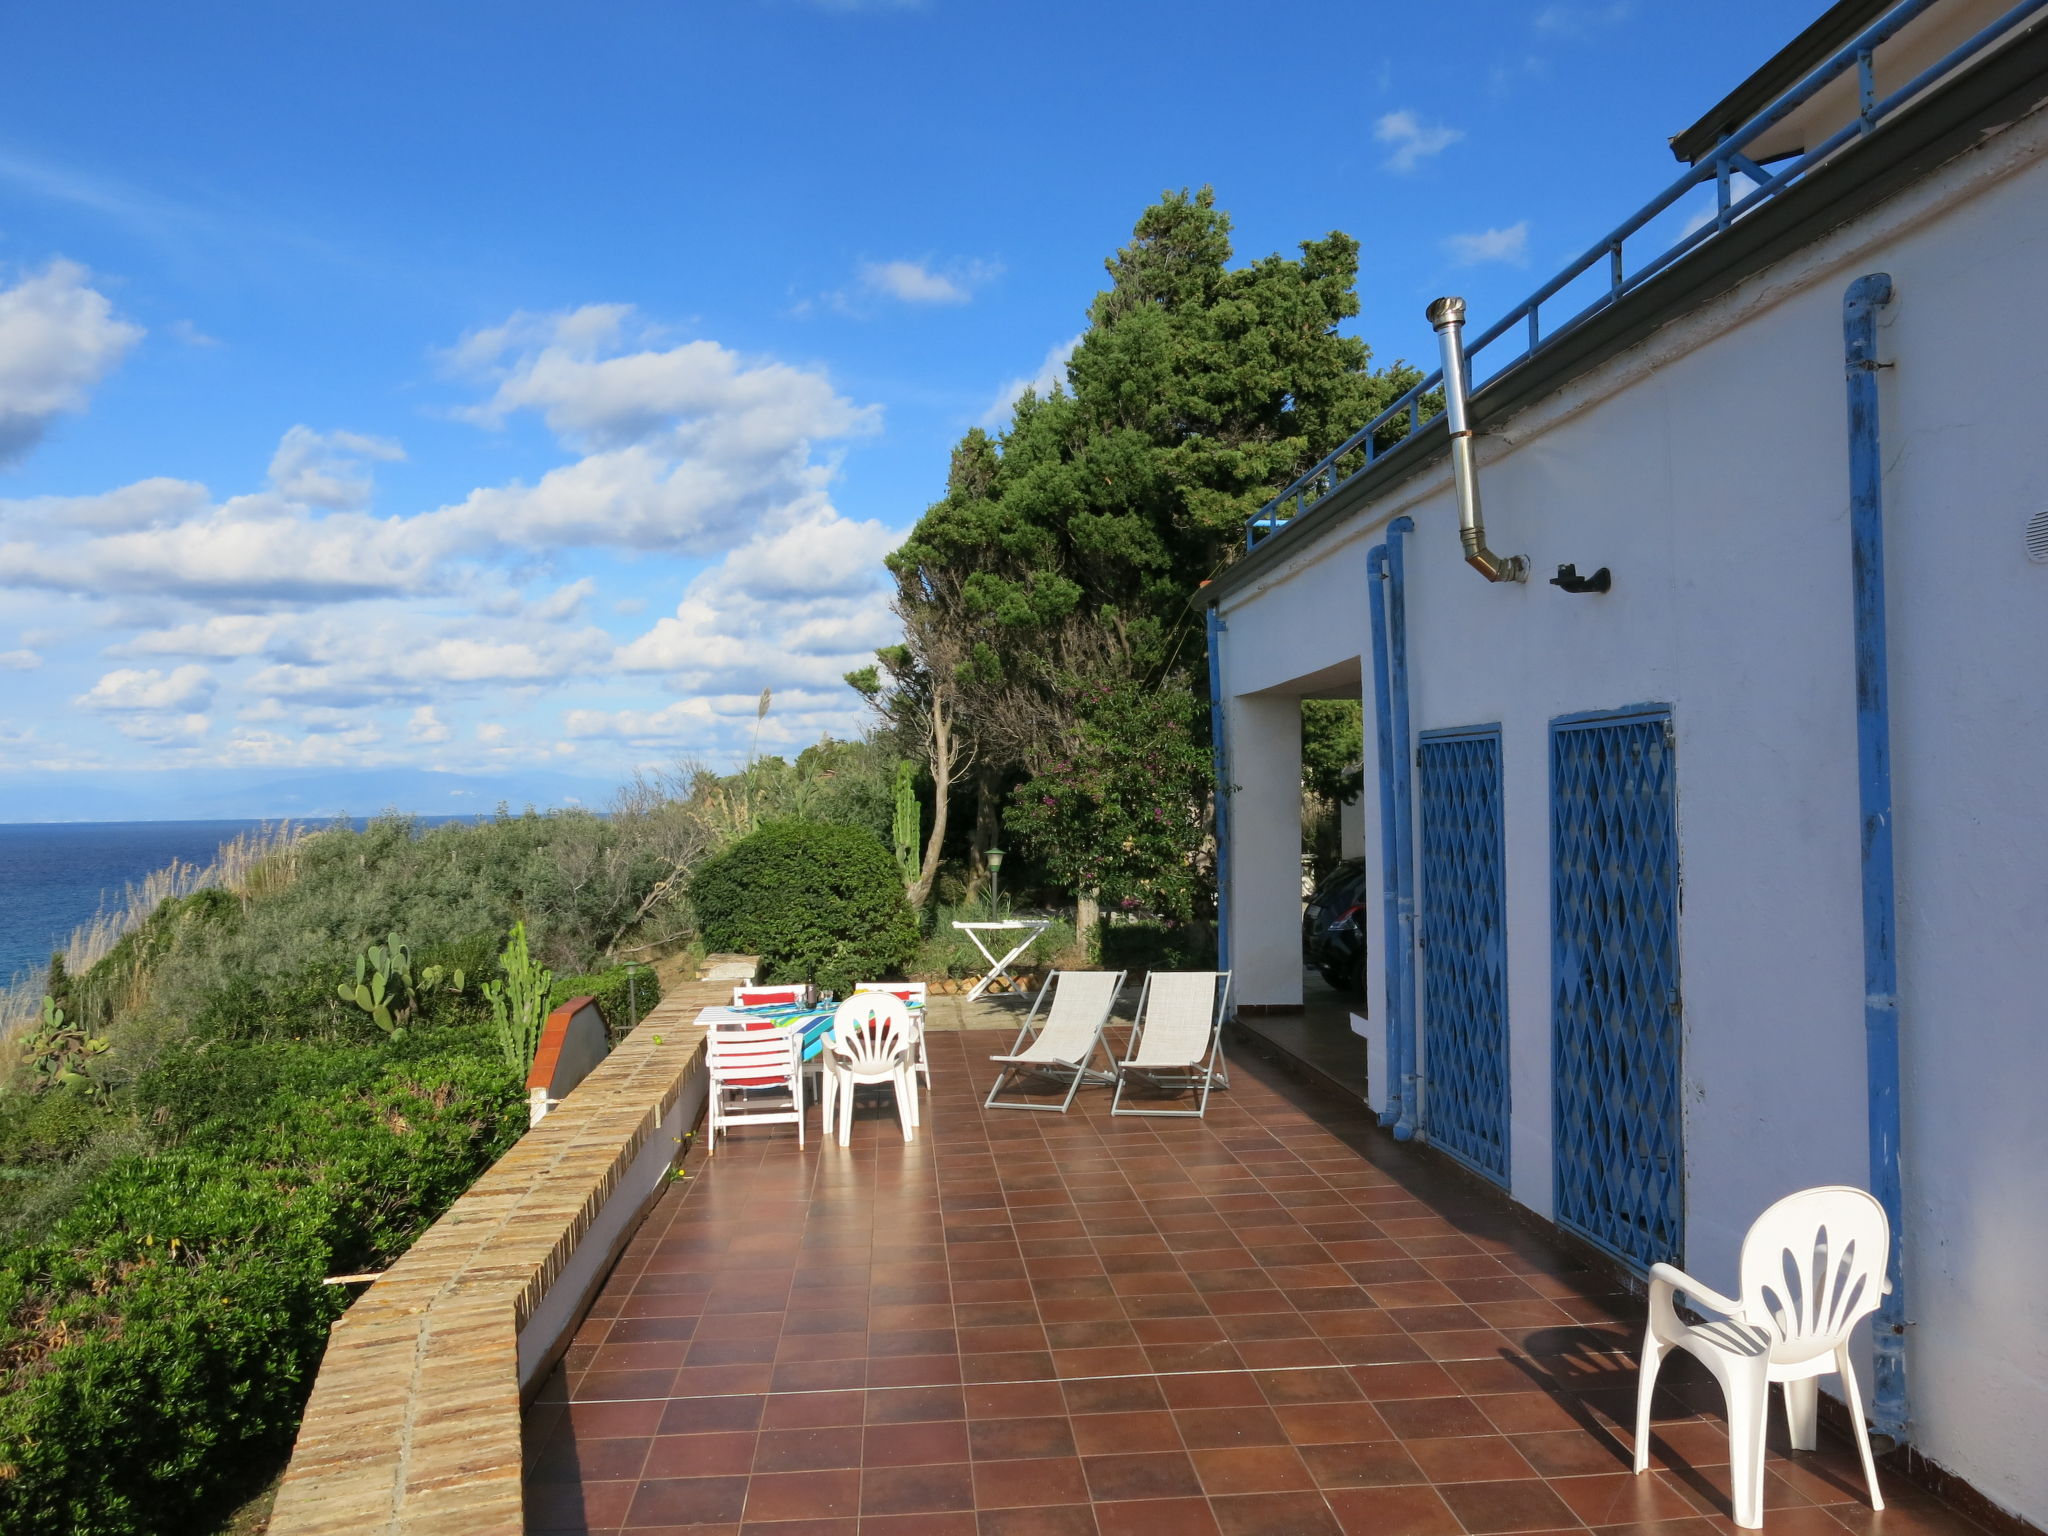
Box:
left=0, top=732, right=949, bottom=1533
left=0, top=807, right=685, bottom=1533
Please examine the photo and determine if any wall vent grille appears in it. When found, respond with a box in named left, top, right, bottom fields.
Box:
left=2028, top=509, right=2048, bottom=565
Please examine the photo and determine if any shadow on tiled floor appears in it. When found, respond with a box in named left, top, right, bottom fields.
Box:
left=522, top=1029, right=1982, bottom=1536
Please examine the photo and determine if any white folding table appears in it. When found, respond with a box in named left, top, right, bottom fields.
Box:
left=952, top=919, right=1053, bottom=1002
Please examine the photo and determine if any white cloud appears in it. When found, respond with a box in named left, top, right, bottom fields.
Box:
left=267, top=425, right=405, bottom=511
left=432, top=305, right=878, bottom=556
left=2, top=304, right=903, bottom=776
left=1375, top=110, right=1464, bottom=173
left=859, top=259, right=996, bottom=306
left=983, top=333, right=1082, bottom=428
left=0, top=477, right=210, bottom=534
left=221, top=726, right=383, bottom=767
left=243, top=624, right=611, bottom=707
left=0, top=497, right=444, bottom=602
left=527, top=577, right=594, bottom=622
left=76, top=664, right=214, bottom=711
left=115, top=614, right=283, bottom=658
left=296, top=706, right=378, bottom=736
left=565, top=688, right=855, bottom=746
left=0, top=648, right=41, bottom=670
left=0, top=260, right=143, bottom=464
left=454, top=305, right=873, bottom=451
left=613, top=508, right=900, bottom=696
left=113, top=712, right=210, bottom=744
left=717, top=509, right=900, bottom=602
left=2, top=311, right=883, bottom=611
left=430, top=441, right=837, bottom=557
left=1446, top=222, right=1530, bottom=266
left=168, top=319, right=220, bottom=347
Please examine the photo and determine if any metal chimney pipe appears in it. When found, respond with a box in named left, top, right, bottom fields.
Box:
left=1426, top=297, right=1528, bottom=583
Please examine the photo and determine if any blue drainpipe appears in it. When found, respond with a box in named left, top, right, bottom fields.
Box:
left=1367, top=545, right=1401, bottom=1127
left=1843, top=273, right=1907, bottom=1443
left=1205, top=604, right=1232, bottom=977
left=1385, top=517, right=1419, bottom=1141
left=1368, top=519, right=1420, bottom=1138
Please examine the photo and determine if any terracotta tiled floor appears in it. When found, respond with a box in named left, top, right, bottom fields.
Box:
left=523, top=1029, right=1983, bottom=1536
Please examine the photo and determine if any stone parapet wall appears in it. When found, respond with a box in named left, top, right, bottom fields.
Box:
left=267, top=961, right=747, bottom=1536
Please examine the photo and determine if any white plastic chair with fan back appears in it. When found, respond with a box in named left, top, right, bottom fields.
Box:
left=855, top=982, right=931, bottom=1089
left=823, top=992, right=918, bottom=1147
left=1633, top=1186, right=1890, bottom=1528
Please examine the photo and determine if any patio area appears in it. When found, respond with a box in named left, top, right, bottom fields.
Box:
left=523, top=1025, right=1984, bottom=1536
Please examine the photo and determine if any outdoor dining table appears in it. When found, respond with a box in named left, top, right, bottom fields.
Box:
left=695, top=997, right=927, bottom=1060
left=695, top=1002, right=838, bottom=1059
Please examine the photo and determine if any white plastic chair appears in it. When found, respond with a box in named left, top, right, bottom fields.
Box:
left=824, top=993, right=917, bottom=1147
left=1111, top=971, right=1232, bottom=1117
left=1634, top=1186, right=1890, bottom=1528
left=984, top=970, right=1125, bottom=1113
left=856, top=982, right=930, bottom=1088
left=704, top=1025, right=804, bottom=1152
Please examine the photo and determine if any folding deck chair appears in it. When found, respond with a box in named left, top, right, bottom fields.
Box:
left=984, top=969, right=1126, bottom=1113
left=1111, top=971, right=1232, bottom=1118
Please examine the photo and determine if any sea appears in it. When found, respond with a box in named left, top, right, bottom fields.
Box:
left=0, top=818, right=475, bottom=988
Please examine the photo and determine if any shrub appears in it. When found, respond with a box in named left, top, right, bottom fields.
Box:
left=549, top=963, right=664, bottom=1038
left=1095, top=917, right=1217, bottom=974
left=0, top=1041, right=522, bottom=1534
left=688, top=822, right=918, bottom=995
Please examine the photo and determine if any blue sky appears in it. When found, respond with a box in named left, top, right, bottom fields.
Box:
left=0, top=0, right=1817, bottom=815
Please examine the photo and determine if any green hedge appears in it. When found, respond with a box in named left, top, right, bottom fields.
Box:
left=1095, top=918, right=1217, bottom=974
left=0, top=1039, right=522, bottom=1534
left=688, top=822, right=918, bottom=996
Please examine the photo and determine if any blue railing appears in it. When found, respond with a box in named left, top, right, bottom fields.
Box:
left=1247, top=0, right=2048, bottom=549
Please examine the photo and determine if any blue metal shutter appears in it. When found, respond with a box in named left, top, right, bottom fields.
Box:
left=1418, top=728, right=1511, bottom=1184
left=1550, top=709, right=1683, bottom=1269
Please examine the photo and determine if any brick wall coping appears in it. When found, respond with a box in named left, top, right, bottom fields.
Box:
left=266, top=963, right=749, bottom=1536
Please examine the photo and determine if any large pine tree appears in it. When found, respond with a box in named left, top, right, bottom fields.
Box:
left=860, top=188, right=1417, bottom=921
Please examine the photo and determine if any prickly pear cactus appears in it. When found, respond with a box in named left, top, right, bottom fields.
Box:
left=20, top=994, right=114, bottom=1095
left=335, top=932, right=463, bottom=1038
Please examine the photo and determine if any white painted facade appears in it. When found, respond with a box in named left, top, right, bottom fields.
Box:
left=1211, top=67, right=2048, bottom=1528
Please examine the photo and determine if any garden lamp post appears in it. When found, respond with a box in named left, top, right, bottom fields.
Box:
left=986, top=847, right=1005, bottom=912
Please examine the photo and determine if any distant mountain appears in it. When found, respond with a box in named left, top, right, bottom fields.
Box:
left=0, top=767, right=622, bottom=823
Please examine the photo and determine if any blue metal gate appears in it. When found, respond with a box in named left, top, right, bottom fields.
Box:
left=1418, top=727, right=1510, bottom=1183
left=1551, top=708, right=1682, bottom=1269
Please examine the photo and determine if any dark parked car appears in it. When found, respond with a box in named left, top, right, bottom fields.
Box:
left=1303, top=857, right=1370, bottom=993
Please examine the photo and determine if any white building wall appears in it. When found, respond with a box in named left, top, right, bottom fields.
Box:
left=1216, top=115, right=2048, bottom=1524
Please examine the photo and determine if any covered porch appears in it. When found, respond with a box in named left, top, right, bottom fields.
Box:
left=522, top=1029, right=1964, bottom=1536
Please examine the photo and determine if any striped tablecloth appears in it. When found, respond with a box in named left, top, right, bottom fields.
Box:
left=696, top=1001, right=923, bottom=1062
